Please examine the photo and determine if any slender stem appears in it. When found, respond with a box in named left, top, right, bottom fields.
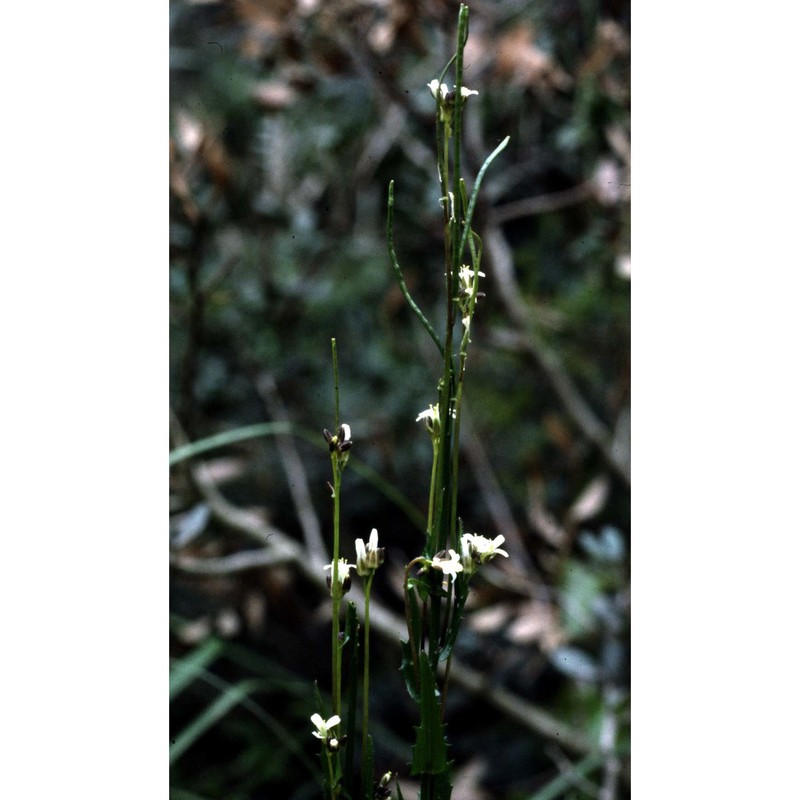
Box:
left=387, top=182, right=444, bottom=356
left=361, top=571, right=374, bottom=762
left=331, top=459, right=342, bottom=717
left=426, top=440, right=439, bottom=536
left=330, top=339, right=343, bottom=719
left=452, top=5, right=468, bottom=262
left=325, top=748, right=336, bottom=800
left=331, top=338, right=340, bottom=430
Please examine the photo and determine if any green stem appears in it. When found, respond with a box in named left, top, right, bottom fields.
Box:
left=387, top=182, right=444, bottom=357
left=361, top=571, right=374, bottom=763
left=426, top=439, right=439, bottom=538
left=452, top=4, right=468, bottom=261
left=331, top=459, right=342, bottom=717
left=331, top=338, right=340, bottom=430
left=326, top=748, right=338, bottom=800
left=330, top=339, right=343, bottom=720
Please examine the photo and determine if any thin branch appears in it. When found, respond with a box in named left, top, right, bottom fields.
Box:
left=170, top=548, right=296, bottom=575
left=483, top=223, right=630, bottom=485
left=387, top=180, right=445, bottom=356
left=251, top=371, right=328, bottom=566
left=445, top=659, right=594, bottom=755
left=459, top=403, right=537, bottom=576
left=492, top=182, right=593, bottom=224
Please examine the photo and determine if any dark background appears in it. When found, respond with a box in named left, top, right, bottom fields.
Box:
left=169, top=1, right=630, bottom=797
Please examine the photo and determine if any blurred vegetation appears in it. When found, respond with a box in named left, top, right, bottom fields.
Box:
left=170, top=0, right=630, bottom=798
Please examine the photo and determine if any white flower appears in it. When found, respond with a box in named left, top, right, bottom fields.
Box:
left=462, top=533, right=509, bottom=564
left=416, top=405, right=438, bottom=424
left=355, top=528, right=385, bottom=576
left=416, top=404, right=441, bottom=439
left=310, top=713, right=341, bottom=740
left=458, top=265, right=485, bottom=299
left=427, top=78, right=446, bottom=99
left=324, top=558, right=356, bottom=595
left=430, top=549, right=464, bottom=580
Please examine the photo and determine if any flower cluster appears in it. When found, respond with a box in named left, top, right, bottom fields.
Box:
left=427, top=78, right=479, bottom=135
left=322, top=530, right=386, bottom=591
left=427, top=79, right=479, bottom=106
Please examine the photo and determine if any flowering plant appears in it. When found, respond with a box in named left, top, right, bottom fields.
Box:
left=311, top=5, right=510, bottom=799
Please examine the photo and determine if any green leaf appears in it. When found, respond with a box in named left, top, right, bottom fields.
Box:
left=169, top=422, right=292, bottom=465
left=399, top=639, right=420, bottom=703
left=410, top=653, right=448, bottom=776
left=170, top=678, right=261, bottom=764
left=169, top=637, right=224, bottom=701
left=526, top=753, right=603, bottom=800
left=169, top=421, right=426, bottom=531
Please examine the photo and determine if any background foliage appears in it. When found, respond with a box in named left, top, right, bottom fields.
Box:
left=170, top=0, right=630, bottom=797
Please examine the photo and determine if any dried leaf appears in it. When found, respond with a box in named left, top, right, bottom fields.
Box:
left=506, top=601, right=564, bottom=651
left=495, top=25, right=572, bottom=91
left=566, top=474, right=611, bottom=526
left=578, top=19, right=629, bottom=80
left=527, top=476, right=568, bottom=548
left=468, top=603, right=513, bottom=634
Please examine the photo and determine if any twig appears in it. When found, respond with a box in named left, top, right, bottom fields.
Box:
left=170, top=548, right=296, bottom=575
left=492, top=182, right=593, bottom=224
left=446, top=659, right=594, bottom=755
left=482, top=221, right=630, bottom=485
left=170, top=408, right=295, bottom=549
left=459, top=403, right=537, bottom=576
left=251, top=371, right=328, bottom=566
left=354, top=102, right=406, bottom=186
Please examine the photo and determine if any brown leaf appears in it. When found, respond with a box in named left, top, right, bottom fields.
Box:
left=527, top=475, right=568, bottom=548
left=566, top=474, right=611, bottom=525
left=495, top=25, right=572, bottom=91
left=469, top=603, right=513, bottom=634
left=506, top=600, right=564, bottom=651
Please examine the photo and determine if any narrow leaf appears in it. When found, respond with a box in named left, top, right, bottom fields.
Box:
left=410, top=653, right=448, bottom=775
left=170, top=678, right=260, bottom=764
left=169, top=637, right=224, bottom=701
